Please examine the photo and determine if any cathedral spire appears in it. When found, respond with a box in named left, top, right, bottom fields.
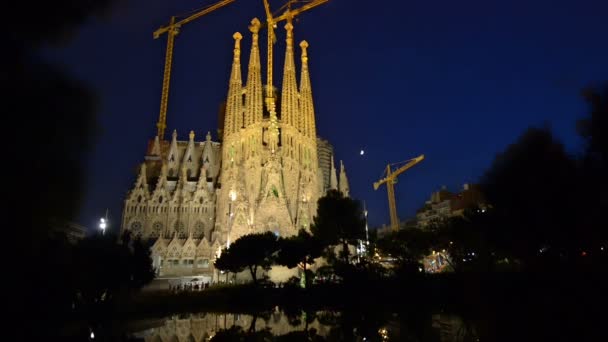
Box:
left=339, top=160, right=350, bottom=197
left=280, top=20, right=299, bottom=129
left=299, top=40, right=315, bottom=138
left=224, top=32, right=243, bottom=140
left=330, top=154, right=338, bottom=190
left=183, top=130, right=195, bottom=164
left=136, top=162, right=148, bottom=189
left=168, top=129, right=178, bottom=164
left=151, top=135, right=161, bottom=156
left=245, top=18, right=263, bottom=127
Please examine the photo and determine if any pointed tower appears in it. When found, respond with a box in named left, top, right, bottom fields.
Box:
left=329, top=155, right=338, bottom=190
left=136, top=162, right=148, bottom=190
left=167, top=130, right=179, bottom=177
left=244, top=18, right=263, bottom=127
left=182, top=130, right=196, bottom=177
left=223, top=32, right=243, bottom=141
left=339, top=160, right=350, bottom=197
left=299, top=40, right=315, bottom=139
left=281, top=20, right=299, bottom=130
left=151, top=135, right=161, bottom=156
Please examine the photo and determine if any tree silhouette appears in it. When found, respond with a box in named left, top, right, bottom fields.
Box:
left=214, top=232, right=279, bottom=285
left=480, top=127, right=578, bottom=268
left=311, top=190, right=366, bottom=263
left=377, top=227, right=433, bottom=271
left=277, top=229, right=324, bottom=288
left=577, top=84, right=608, bottom=250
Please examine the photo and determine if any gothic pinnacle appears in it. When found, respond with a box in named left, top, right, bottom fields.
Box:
left=233, top=32, right=242, bottom=59
left=249, top=17, right=260, bottom=36
left=300, top=40, right=309, bottom=64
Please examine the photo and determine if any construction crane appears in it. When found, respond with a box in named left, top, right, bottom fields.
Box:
left=153, top=0, right=236, bottom=140
left=261, top=0, right=329, bottom=105
left=373, top=155, right=425, bottom=231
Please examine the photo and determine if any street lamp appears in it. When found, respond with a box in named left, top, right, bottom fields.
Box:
left=99, top=218, right=107, bottom=235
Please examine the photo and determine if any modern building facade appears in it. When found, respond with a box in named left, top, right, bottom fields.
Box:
left=416, top=183, right=485, bottom=228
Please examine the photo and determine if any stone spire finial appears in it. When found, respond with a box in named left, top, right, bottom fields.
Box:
left=285, top=21, right=294, bottom=42
left=224, top=32, right=244, bottom=140
left=189, top=130, right=195, bottom=141
left=245, top=18, right=263, bottom=127
left=206, top=131, right=212, bottom=141
left=233, top=32, right=242, bottom=58
left=249, top=17, right=261, bottom=35
left=300, top=40, right=309, bottom=63
left=172, top=129, right=177, bottom=140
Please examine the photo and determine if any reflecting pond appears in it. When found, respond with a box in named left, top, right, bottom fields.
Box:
left=124, top=309, right=477, bottom=342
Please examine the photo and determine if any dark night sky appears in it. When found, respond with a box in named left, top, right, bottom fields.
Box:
left=44, top=0, right=608, bottom=232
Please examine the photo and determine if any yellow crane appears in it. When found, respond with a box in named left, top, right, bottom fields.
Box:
left=153, top=0, right=236, bottom=140
left=373, top=155, right=425, bottom=231
left=261, top=0, right=329, bottom=104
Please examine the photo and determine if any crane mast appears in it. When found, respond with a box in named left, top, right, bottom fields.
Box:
left=153, top=0, right=236, bottom=140
left=374, top=155, right=425, bottom=231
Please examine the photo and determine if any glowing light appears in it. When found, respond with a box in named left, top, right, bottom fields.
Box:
left=581, top=251, right=587, bottom=257
left=99, top=217, right=107, bottom=234
left=360, top=149, right=365, bottom=155
left=90, top=331, right=95, bottom=339
left=229, top=190, right=237, bottom=201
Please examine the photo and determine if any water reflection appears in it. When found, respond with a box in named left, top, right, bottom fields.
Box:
left=129, top=309, right=476, bottom=342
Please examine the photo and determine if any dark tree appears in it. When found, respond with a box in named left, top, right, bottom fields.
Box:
left=214, top=246, right=246, bottom=278
left=430, top=207, right=507, bottom=272
left=72, top=231, right=155, bottom=312
left=377, top=227, right=433, bottom=271
left=214, top=232, right=279, bottom=285
left=577, top=84, right=608, bottom=249
left=5, top=1, right=120, bottom=335
left=578, top=84, right=608, bottom=165
left=311, top=190, right=366, bottom=263
left=277, top=229, right=324, bottom=288
left=480, top=127, right=578, bottom=267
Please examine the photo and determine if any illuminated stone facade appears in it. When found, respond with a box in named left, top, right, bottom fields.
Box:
left=120, top=19, right=349, bottom=280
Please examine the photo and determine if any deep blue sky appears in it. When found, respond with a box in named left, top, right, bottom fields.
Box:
left=45, top=0, right=608, bottom=232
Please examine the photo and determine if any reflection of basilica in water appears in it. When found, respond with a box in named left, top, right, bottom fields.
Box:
left=132, top=310, right=332, bottom=341
left=129, top=310, right=474, bottom=342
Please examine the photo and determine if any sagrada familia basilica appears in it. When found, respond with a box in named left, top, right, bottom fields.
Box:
left=120, top=16, right=349, bottom=281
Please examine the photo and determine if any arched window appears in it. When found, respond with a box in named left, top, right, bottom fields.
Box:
left=193, top=221, right=205, bottom=239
